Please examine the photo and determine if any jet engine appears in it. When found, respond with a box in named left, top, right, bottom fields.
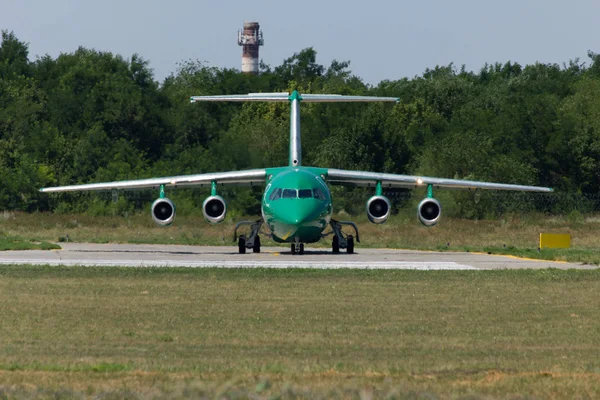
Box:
left=151, top=197, right=176, bottom=226
left=366, top=195, right=391, bottom=224
left=417, top=198, right=442, bottom=227
left=203, top=195, right=227, bottom=224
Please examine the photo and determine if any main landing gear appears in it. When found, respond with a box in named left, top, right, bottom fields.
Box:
left=234, top=219, right=263, bottom=254
left=328, top=219, right=359, bottom=254
left=233, top=219, right=360, bottom=255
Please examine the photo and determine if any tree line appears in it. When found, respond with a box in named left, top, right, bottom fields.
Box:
left=1, top=30, right=599, bottom=218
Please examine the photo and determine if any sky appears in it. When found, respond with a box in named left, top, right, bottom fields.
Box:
left=2, top=0, right=599, bottom=85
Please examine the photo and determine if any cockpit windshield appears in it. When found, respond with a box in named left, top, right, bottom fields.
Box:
left=268, top=188, right=327, bottom=201
left=298, top=189, right=312, bottom=198
left=313, top=188, right=327, bottom=201
left=269, top=188, right=282, bottom=201
left=282, top=189, right=297, bottom=199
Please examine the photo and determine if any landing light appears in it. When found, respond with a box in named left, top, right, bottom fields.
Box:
left=417, top=178, right=424, bottom=185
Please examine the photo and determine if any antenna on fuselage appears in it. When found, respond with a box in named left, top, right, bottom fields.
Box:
left=190, top=91, right=399, bottom=167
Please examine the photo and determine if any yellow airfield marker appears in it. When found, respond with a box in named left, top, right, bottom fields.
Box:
left=539, top=233, right=571, bottom=249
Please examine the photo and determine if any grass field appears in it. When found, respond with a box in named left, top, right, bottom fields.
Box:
left=0, top=236, right=60, bottom=251
left=3, top=210, right=600, bottom=264
left=0, top=266, right=599, bottom=398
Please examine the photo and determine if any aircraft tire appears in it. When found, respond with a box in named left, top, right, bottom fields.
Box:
left=332, top=235, right=340, bottom=254
left=291, top=243, right=296, bottom=254
left=253, top=235, right=261, bottom=253
left=299, top=243, right=304, bottom=255
left=347, top=235, right=354, bottom=254
left=238, top=236, right=246, bottom=254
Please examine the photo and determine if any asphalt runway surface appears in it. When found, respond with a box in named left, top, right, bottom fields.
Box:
left=0, top=243, right=594, bottom=270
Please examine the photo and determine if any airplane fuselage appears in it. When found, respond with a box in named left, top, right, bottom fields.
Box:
left=261, top=167, right=332, bottom=243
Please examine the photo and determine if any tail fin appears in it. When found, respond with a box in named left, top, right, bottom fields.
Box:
left=190, top=90, right=399, bottom=167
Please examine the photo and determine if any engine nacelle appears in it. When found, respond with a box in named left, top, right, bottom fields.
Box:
left=417, top=198, right=442, bottom=227
left=151, top=198, right=176, bottom=226
left=203, top=195, right=227, bottom=224
left=366, top=195, right=391, bottom=224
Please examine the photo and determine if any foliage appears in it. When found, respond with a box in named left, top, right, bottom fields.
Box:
left=1, top=30, right=599, bottom=218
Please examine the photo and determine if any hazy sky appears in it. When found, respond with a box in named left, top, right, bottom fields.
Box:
left=2, top=0, right=599, bottom=85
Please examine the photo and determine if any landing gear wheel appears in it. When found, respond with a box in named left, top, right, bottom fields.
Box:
left=299, top=243, right=304, bottom=255
left=332, top=235, right=340, bottom=254
left=238, top=235, right=246, bottom=254
left=253, top=235, right=261, bottom=253
left=347, top=235, right=354, bottom=254
left=291, top=243, right=296, bottom=254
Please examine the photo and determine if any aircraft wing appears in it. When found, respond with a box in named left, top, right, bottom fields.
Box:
left=325, top=169, right=553, bottom=192
left=39, top=169, right=267, bottom=193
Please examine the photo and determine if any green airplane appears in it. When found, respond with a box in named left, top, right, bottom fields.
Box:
left=40, top=91, right=553, bottom=255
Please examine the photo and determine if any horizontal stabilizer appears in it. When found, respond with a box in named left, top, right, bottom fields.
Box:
left=190, top=90, right=399, bottom=168
left=191, top=91, right=399, bottom=103
left=190, top=93, right=289, bottom=103
left=301, top=94, right=399, bottom=103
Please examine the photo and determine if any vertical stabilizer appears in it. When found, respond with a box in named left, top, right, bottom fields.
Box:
left=289, top=91, right=302, bottom=167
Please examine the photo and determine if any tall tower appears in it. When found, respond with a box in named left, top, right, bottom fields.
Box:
left=237, top=21, right=264, bottom=74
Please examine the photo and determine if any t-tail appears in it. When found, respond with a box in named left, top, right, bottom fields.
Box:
left=190, top=91, right=399, bottom=167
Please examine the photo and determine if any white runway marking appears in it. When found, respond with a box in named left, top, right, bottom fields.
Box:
left=0, top=259, right=478, bottom=270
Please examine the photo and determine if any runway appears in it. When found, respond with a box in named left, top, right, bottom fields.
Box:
left=0, top=243, right=593, bottom=270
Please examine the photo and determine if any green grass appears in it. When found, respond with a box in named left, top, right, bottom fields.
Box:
left=481, top=246, right=600, bottom=264
left=0, top=236, right=60, bottom=251
left=0, top=266, right=599, bottom=398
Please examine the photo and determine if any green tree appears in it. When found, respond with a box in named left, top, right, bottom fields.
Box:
left=0, top=30, right=31, bottom=79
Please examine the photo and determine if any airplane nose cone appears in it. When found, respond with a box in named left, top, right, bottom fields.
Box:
left=282, top=205, right=315, bottom=225
left=272, top=201, right=321, bottom=227
left=266, top=198, right=331, bottom=243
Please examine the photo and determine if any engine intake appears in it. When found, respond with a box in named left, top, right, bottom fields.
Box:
left=366, top=195, right=391, bottom=224
left=417, top=198, right=442, bottom=226
left=151, top=198, right=176, bottom=226
left=203, top=195, right=227, bottom=224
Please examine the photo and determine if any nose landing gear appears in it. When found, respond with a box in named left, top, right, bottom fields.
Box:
left=291, top=239, right=304, bottom=255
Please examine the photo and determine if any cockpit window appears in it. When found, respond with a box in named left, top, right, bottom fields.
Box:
left=313, top=188, right=327, bottom=201
left=282, top=189, right=297, bottom=199
left=269, top=188, right=282, bottom=201
left=270, top=188, right=327, bottom=201
left=298, top=189, right=313, bottom=199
